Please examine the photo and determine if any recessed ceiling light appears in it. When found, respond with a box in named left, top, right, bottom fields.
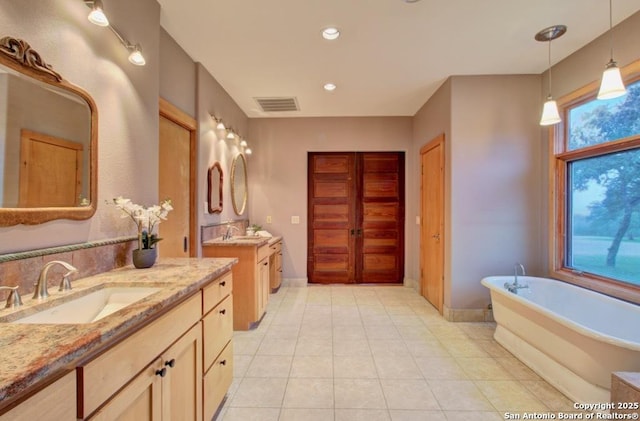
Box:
left=324, top=83, right=337, bottom=92
left=322, top=27, right=340, bottom=40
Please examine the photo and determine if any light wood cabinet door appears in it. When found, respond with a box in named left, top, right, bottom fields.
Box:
left=0, top=371, right=76, bottom=421
left=203, top=342, right=234, bottom=420
left=257, top=257, right=269, bottom=317
left=269, top=241, right=283, bottom=292
left=163, top=323, right=203, bottom=421
left=90, top=360, right=163, bottom=421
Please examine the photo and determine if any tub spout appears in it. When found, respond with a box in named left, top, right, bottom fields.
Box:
left=505, top=263, right=528, bottom=294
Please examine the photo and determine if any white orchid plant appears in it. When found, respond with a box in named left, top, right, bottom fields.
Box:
left=112, top=196, right=173, bottom=250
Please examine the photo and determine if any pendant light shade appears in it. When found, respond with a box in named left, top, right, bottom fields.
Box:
left=535, top=25, right=566, bottom=127
left=598, top=60, right=626, bottom=99
left=540, top=96, right=561, bottom=126
left=598, top=0, right=626, bottom=100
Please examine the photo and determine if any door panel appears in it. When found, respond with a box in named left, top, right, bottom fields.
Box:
left=19, top=130, right=83, bottom=207
left=359, top=152, right=404, bottom=283
left=308, top=152, right=404, bottom=284
left=420, top=135, right=445, bottom=313
left=308, top=153, right=355, bottom=283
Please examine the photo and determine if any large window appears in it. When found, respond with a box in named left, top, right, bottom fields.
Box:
left=552, top=69, right=640, bottom=303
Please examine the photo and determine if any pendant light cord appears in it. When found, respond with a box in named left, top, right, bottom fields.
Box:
left=547, top=40, right=553, bottom=97
left=608, top=0, right=614, bottom=61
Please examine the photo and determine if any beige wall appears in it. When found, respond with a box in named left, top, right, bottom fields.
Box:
left=159, top=28, right=196, bottom=118
left=0, top=0, right=161, bottom=254
left=411, top=75, right=542, bottom=312
left=196, top=63, right=250, bottom=250
left=412, top=78, right=452, bottom=303
left=449, top=75, right=542, bottom=310
left=248, top=117, right=413, bottom=281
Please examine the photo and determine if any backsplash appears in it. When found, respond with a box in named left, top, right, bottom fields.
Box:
left=0, top=237, right=137, bottom=302
left=201, top=219, right=248, bottom=243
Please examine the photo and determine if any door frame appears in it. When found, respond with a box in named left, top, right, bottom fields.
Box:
left=159, top=98, right=197, bottom=257
left=420, top=134, right=445, bottom=313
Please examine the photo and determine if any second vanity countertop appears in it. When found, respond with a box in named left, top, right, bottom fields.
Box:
left=0, top=257, right=236, bottom=406
left=202, top=235, right=282, bottom=247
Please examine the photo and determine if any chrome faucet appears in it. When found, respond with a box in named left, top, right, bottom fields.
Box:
left=505, top=263, right=528, bottom=294
left=222, top=223, right=240, bottom=240
left=0, top=286, right=23, bottom=308
left=33, top=261, right=78, bottom=300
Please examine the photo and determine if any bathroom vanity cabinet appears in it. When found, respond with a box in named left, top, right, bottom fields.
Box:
left=0, top=259, right=235, bottom=421
left=202, top=238, right=277, bottom=330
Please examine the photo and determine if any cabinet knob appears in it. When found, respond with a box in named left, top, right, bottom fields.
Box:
left=263, top=262, right=268, bottom=266
left=165, top=358, right=176, bottom=368
left=220, top=281, right=226, bottom=287
left=155, top=367, right=167, bottom=377
left=219, top=308, right=226, bottom=315
left=220, top=359, right=227, bottom=366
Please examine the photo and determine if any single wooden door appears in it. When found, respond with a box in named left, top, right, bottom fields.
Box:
left=159, top=99, right=196, bottom=257
left=19, top=129, right=83, bottom=207
left=308, top=152, right=404, bottom=284
left=420, top=135, right=445, bottom=313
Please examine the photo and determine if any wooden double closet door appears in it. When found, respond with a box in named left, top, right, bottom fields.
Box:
left=307, top=152, right=405, bottom=284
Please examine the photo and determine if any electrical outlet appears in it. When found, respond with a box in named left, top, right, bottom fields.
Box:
left=416, top=216, right=420, bottom=225
left=203, top=202, right=209, bottom=214
left=291, top=215, right=300, bottom=224
left=266, top=215, right=272, bottom=224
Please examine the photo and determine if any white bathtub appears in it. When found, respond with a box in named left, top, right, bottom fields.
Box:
left=481, top=275, right=640, bottom=403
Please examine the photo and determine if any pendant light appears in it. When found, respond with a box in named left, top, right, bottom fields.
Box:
left=536, top=25, right=566, bottom=126
left=597, top=0, right=626, bottom=100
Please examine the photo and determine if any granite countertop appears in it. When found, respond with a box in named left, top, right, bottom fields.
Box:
left=203, top=235, right=282, bottom=247
left=0, top=257, right=236, bottom=407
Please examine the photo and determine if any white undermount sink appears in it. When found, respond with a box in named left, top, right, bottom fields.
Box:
left=11, top=286, right=161, bottom=324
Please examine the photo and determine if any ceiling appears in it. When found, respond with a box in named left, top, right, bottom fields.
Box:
left=157, top=0, right=640, bottom=118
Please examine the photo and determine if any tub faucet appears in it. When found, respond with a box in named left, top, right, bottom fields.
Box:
left=33, top=260, right=78, bottom=300
left=505, top=263, right=528, bottom=294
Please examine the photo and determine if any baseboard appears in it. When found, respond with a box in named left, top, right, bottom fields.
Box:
left=282, top=278, right=307, bottom=287
left=443, top=305, right=495, bottom=322
left=403, top=277, right=419, bottom=291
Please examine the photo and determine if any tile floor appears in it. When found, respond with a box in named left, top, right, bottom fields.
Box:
left=217, top=284, right=584, bottom=420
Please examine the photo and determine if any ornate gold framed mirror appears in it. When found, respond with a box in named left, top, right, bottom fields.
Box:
left=0, top=36, right=98, bottom=226
left=230, top=154, right=247, bottom=215
left=207, top=162, right=223, bottom=214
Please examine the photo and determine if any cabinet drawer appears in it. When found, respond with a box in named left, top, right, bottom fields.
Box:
left=203, top=341, right=233, bottom=420
left=203, top=294, right=233, bottom=371
left=257, top=244, right=270, bottom=262
left=78, top=293, right=201, bottom=418
left=203, top=271, right=232, bottom=314
left=269, top=241, right=282, bottom=255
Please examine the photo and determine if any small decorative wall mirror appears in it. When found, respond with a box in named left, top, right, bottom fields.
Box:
left=207, top=162, right=223, bottom=214
left=230, top=153, right=248, bottom=215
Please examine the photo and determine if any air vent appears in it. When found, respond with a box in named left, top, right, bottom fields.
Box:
left=254, top=97, right=300, bottom=112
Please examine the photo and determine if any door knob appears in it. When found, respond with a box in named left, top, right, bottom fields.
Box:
left=431, top=233, right=440, bottom=240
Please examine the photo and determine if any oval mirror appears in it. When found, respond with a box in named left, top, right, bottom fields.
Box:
left=0, top=36, right=97, bottom=226
left=207, top=162, right=223, bottom=214
left=230, top=154, right=247, bottom=215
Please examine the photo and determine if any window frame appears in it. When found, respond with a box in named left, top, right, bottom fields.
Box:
left=549, top=60, right=640, bottom=305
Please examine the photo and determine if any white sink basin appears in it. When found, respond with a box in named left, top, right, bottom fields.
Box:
left=12, top=287, right=161, bottom=324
